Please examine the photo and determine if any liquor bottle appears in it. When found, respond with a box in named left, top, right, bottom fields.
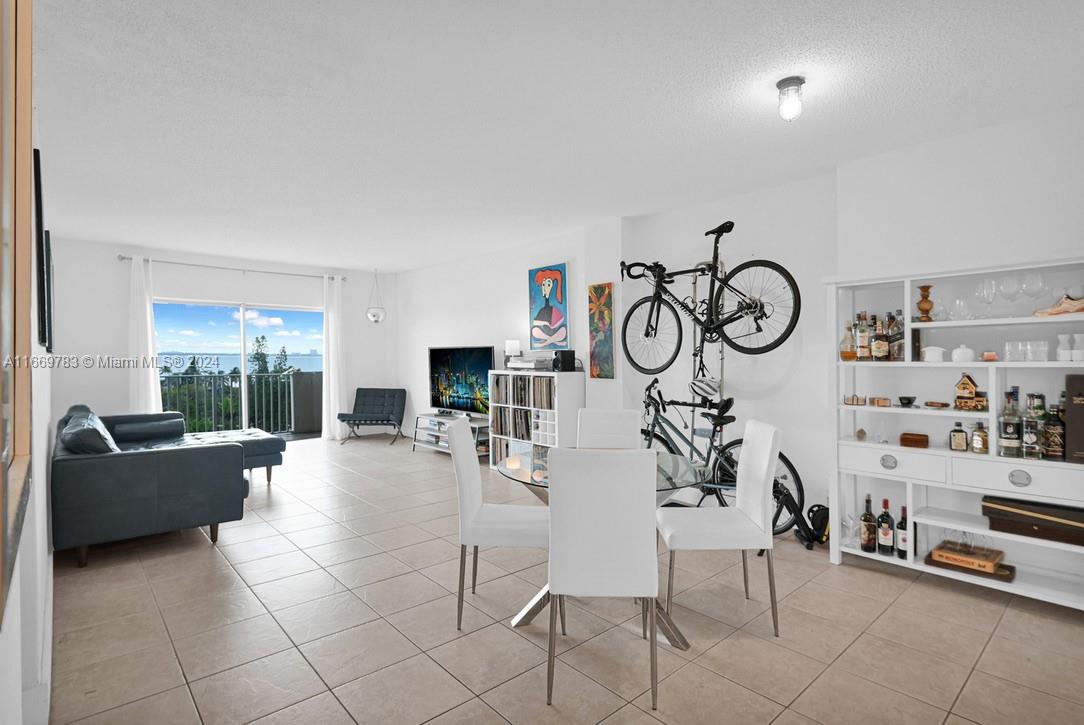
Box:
left=1042, top=394, right=1066, bottom=461
left=971, top=421, right=989, bottom=454
left=877, top=499, right=895, bottom=556
left=890, top=309, right=906, bottom=361
left=871, top=318, right=889, bottom=362
left=1022, top=393, right=1045, bottom=460
left=859, top=494, right=877, bottom=553
left=855, top=313, right=871, bottom=361
left=839, top=321, right=856, bottom=361
left=998, top=387, right=1022, bottom=458
left=896, top=506, right=908, bottom=560
left=949, top=421, right=969, bottom=452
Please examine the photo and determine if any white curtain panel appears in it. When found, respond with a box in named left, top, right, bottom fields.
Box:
left=322, top=274, right=348, bottom=440
left=128, top=256, right=163, bottom=412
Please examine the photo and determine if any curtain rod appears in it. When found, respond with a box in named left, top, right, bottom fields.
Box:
left=117, top=254, right=348, bottom=282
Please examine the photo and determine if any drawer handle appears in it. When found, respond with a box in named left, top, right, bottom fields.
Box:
left=879, top=454, right=898, bottom=470
left=1008, top=469, right=1032, bottom=487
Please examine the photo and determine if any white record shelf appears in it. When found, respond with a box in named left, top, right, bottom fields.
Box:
left=826, top=256, right=1084, bottom=611
left=488, top=369, right=585, bottom=484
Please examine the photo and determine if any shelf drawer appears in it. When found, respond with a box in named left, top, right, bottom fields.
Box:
left=838, top=443, right=946, bottom=482
left=952, top=458, right=1084, bottom=503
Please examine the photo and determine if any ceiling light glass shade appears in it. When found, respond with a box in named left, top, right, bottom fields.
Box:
left=366, top=270, right=386, bottom=323
left=776, top=76, right=805, bottom=121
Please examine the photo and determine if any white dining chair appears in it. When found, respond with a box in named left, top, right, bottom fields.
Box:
left=448, top=417, right=549, bottom=630
left=547, top=447, right=660, bottom=709
left=655, top=419, right=783, bottom=636
left=577, top=408, right=642, bottom=449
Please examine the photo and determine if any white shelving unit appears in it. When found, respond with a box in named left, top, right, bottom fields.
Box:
left=488, top=370, right=585, bottom=484
left=826, top=256, right=1084, bottom=611
left=412, top=413, right=489, bottom=456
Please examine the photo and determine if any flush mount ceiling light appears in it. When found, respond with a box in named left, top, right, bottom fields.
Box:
left=776, top=75, right=806, bottom=122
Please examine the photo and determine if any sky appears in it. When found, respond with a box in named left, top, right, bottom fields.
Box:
left=153, top=303, right=324, bottom=355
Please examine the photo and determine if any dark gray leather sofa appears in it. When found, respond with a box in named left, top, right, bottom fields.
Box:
left=51, top=407, right=284, bottom=566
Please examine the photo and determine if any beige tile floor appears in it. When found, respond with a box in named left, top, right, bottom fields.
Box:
left=49, top=435, right=1084, bottom=724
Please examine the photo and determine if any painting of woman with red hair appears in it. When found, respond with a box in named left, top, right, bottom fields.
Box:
left=529, top=263, right=569, bottom=350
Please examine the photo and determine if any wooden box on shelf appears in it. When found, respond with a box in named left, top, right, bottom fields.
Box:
left=899, top=432, right=929, bottom=449
left=982, top=496, right=1084, bottom=547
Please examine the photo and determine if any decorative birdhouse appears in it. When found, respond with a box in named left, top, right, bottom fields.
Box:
left=954, top=373, right=988, bottom=411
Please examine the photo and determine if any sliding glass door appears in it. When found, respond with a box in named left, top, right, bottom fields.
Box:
left=154, top=302, right=323, bottom=433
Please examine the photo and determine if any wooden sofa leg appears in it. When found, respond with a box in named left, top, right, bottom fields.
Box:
left=77, top=546, right=88, bottom=568
left=209, top=523, right=219, bottom=544
left=266, top=465, right=273, bottom=484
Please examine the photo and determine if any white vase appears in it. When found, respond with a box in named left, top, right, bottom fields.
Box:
left=1057, top=334, right=1073, bottom=361
left=1074, top=333, right=1084, bottom=362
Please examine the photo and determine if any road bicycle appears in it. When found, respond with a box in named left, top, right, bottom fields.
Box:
left=620, top=221, right=801, bottom=375
left=641, top=377, right=806, bottom=537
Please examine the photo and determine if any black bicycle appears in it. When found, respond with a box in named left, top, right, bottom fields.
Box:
left=641, top=378, right=806, bottom=537
left=620, top=221, right=801, bottom=375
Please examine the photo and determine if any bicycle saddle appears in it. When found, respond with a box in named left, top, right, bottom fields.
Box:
left=704, top=221, right=735, bottom=237
left=700, top=410, right=736, bottom=427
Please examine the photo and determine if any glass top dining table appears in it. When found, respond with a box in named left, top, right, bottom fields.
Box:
left=495, top=450, right=707, bottom=502
left=494, top=450, right=703, bottom=650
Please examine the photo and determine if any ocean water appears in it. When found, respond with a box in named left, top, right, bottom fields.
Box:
left=158, top=352, right=324, bottom=373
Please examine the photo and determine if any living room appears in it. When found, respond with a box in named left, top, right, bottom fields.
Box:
left=3, top=2, right=1084, bottom=724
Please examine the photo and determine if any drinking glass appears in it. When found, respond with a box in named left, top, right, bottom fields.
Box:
left=972, top=278, right=996, bottom=318
left=998, top=275, right=1021, bottom=301
left=1004, top=341, right=1025, bottom=362
left=949, top=298, right=972, bottom=320
left=1021, top=271, right=1048, bottom=299
left=1026, top=340, right=1049, bottom=362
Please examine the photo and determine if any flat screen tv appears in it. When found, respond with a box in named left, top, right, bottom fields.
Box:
left=429, top=346, right=494, bottom=416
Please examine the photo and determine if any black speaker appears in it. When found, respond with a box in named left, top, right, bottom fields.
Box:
left=553, top=350, right=576, bottom=372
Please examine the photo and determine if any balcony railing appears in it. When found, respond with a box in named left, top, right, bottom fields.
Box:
left=160, top=373, right=296, bottom=433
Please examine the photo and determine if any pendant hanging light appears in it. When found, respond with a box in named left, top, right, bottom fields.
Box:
left=366, top=270, right=387, bottom=323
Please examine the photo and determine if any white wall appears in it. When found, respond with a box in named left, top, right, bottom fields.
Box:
left=394, top=229, right=587, bottom=429
left=837, top=107, right=1084, bottom=278
left=48, top=238, right=396, bottom=424
left=622, top=173, right=839, bottom=506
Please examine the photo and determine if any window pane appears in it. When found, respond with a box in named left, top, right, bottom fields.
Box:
left=245, top=307, right=323, bottom=434
left=154, top=302, right=242, bottom=432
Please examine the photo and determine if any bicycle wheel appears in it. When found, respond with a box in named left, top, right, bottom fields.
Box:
left=642, top=428, right=677, bottom=454
left=712, top=438, right=805, bottom=535
left=622, top=296, right=683, bottom=374
left=713, top=260, right=800, bottom=355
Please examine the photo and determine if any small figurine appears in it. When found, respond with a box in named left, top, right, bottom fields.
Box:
left=954, top=373, right=988, bottom=411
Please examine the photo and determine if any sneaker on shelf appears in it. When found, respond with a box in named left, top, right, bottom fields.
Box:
left=1033, top=295, right=1084, bottom=316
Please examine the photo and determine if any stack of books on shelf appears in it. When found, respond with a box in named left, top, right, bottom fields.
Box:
left=532, top=376, right=555, bottom=409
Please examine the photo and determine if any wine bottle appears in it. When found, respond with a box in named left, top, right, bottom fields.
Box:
left=859, top=494, right=876, bottom=553
left=877, top=498, right=895, bottom=556
left=896, top=506, right=908, bottom=560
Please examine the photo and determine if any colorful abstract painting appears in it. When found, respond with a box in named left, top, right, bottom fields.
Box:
left=529, top=262, right=569, bottom=350
left=588, top=282, right=614, bottom=379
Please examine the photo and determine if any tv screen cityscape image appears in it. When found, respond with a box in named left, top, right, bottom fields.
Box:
left=429, top=347, right=493, bottom=414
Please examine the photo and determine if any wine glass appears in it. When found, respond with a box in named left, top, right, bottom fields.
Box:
left=949, top=298, right=972, bottom=321
left=1021, top=271, right=1047, bottom=299
left=998, top=275, right=1021, bottom=301
left=973, top=278, right=996, bottom=318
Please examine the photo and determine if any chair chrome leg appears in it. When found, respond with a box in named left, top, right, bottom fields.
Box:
left=666, top=551, right=676, bottom=614
left=471, top=545, right=479, bottom=594
left=641, top=598, right=648, bottom=639
left=547, top=593, right=558, bottom=705
left=766, top=549, right=779, bottom=637
left=649, top=597, right=658, bottom=710
left=456, top=545, right=467, bottom=631
left=741, top=550, right=750, bottom=599
left=559, top=594, right=566, bottom=636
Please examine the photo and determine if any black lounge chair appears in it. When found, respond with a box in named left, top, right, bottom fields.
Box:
left=337, top=388, right=407, bottom=445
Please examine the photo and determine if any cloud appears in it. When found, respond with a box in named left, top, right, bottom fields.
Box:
left=306, top=334, right=323, bottom=340
left=207, top=321, right=217, bottom=326
left=177, top=330, right=201, bottom=337
left=231, top=309, right=283, bottom=328
left=274, top=330, right=301, bottom=337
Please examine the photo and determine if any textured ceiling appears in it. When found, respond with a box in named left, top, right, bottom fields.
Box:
left=34, top=1, right=1084, bottom=271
